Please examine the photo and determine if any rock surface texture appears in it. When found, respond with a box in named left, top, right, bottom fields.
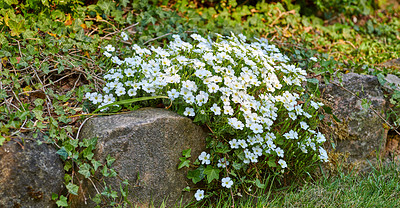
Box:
left=0, top=137, right=65, bottom=208
left=70, top=108, right=207, bottom=207
left=322, top=73, right=387, bottom=171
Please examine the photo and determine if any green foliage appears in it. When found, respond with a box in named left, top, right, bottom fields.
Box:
left=0, top=0, right=399, bottom=206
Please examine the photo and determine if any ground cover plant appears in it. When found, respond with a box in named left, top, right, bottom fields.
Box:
left=87, top=31, right=328, bottom=202
left=0, top=0, right=400, bottom=207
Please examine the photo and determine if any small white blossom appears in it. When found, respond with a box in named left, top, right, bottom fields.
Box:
left=194, top=189, right=205, bottom=201
left=221, top=177, right=233, bottom=188
left=121, top=31, right=129, bottom=41
left=278, top=159, right=287, bottom=168
left=198, top=152, right=211, bottom=165
left=105, top=44, right=115, bottom=52
left=183, top=107, right=195, bottom=117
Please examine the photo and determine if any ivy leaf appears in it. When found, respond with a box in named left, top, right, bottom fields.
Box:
left=56, top=195, right=68, bottom=207
left=178, top=157, right=190, bottom=169
left=8, top=19, right=25, bottom=37
left=182, top=148, right=191, bottom=158
left=106, top=154, right=116, bottom=167
left=187, top=166, right=205, bottom=184
left=82, top=146, right=94, bottom=160
left=92, top=160, right=102, bottom=171
left=232, top=161, right=242, bottom=170
left=97, top=0, right=116, bottom=16
left=56, top=147, right=68, bottom=160
left=66, top=182, right=79, bottom=195
left=78, top=163, right=91, bottom=178
left=120, top=0, right=129, bottom=7
left=203, top=165, right=220, bottom=183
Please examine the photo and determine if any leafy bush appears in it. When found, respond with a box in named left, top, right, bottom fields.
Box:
left=87, top=32, right=328, bottom=202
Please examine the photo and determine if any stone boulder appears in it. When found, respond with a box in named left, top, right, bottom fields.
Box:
left=69, top=108, right=207, bottom=207
left=321, top=73, right=387, bottom=171
left=0, top=137, right=65, bottom=208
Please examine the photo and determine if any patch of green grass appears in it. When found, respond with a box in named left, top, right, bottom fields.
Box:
left=196, top=160, right=400, bottom=208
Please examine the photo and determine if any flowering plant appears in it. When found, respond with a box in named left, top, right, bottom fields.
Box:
left=86, top=32, right=328, bottom=201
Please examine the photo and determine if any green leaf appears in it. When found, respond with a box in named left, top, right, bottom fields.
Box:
left=106, top=154, right=115, bottom=167
left=182, top=148, right=191, bottom=158
left=255, top=178, right=265, bottom=189
left=78, top=163, right=91, bottom=178
left=82, top=146, right=94, bottom=160
left=51, top=193, right=58, bottom=201
left=307, top=78, right=319, bottom=84
left=232, top=161, right=242, bottom=170
left=56, top=195, right=68, bottom=207
left=187, top=166, right=205, bottom=184
left=8, top=19, right=25, bottom=37
left=92, top=160, right=102, bottom=171
left=178, top=157, right=190, bottom=169
left=203, top=165, right=220, bottom=183
left=5, top=0, right=18, bottom=5
left=56, top=147, right=68, bottom=160
left=0, top=136, right=5, bottom=146
left=377, top=73, right=386, bottom=85
left=361, top=98, right=370, bottom=110
left=267, top=157, right=277, bottom=168
left=93, top=95, right=170, bottom=113
left=97, top=0, right=116, bottom=16
left=392, top=90, right=400, bottom=100
left=92, top=194, right=102, bottom=204
left=66, top=182, right=79, bottom=195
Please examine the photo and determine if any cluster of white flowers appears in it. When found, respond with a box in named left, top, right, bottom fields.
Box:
left=90, top=32, right=328, bottom=199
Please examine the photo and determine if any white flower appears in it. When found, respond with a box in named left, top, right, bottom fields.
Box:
left=288, top=112, right=297, bottom=120
left=210, top=103, right=221, bottom=115
left=105, top=44, right=115, bottom=52
left=198, top=152, right=211, bottom=165
left=103, top=51, right=112, bottom=57
left=283, top=130, right=298, bottom=140
left=208, top=83, right=220, bottom=93
left=115, top=87, right=126, bottom=96
left=252, top=146, right=263, bottom=156
left=103, top=94, right=115, bottom=104
left=127, top=89, right=137, bottom=97
left=221, top=177, right=233, bottom=188
left=194, top=189, right=205, bottom=201
left=275, top=147, right=284, bottom=157
left=316, top=132, right=326, bottom=143
left=319, top=146, right=329, bottom=162
left=300, top=121, right=309, bottom=130
left=223, top=105, right=234, bottom=115
left=91, top=93, right=102, bottom=104
left=238, top=139, right=248, bottom=148
left=310, top=57, right=318, bottom=62
left=121, top=31, right=129, bottom=41
left=278, top=159, right=287, bottom=168
left=167, top=89, right=180, bottom=100
left=229, top=139, right=239, bottom=149
left=310, top=101, right=320, bottom=109
left=183, top=107, right=195, bottom=117
left=217, top=158, right=229, bottom=168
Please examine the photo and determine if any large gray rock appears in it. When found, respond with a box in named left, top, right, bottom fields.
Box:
left=322, top=73, right=387, bottom=171
left=0, top=137, right=65, bottom=208
left=70, top=108, right=207, bottom=207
